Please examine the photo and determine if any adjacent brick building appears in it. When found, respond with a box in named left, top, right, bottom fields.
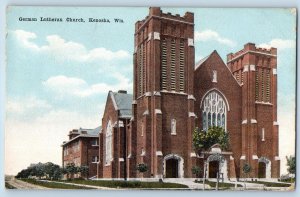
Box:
left=62, top=127, right=101, bottom=179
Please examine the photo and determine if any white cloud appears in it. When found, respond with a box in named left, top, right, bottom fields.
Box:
left=258, top=39, right=295, bottom=50
left=6, top=96, right=52, bottom=114
left=12, top=29, right=130, bottom=62
left=5, top=109, right=101, bottom=175
left=43, top=75, right=132, bottom=98
left=195, top=29, right=236, bottom=47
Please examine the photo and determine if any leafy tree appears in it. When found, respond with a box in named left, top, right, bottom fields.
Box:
left=191, top=166, right=202, bottom=180
left=79, top=165, right=89, bottom=179
left=242, top=163, right=252, bottom=189
left=65, top=163, right=78, bottom=179
left=192, top=126, right=230, bottom=153
left=136, top=163, right=148, bottom=178
left=286, top=156, right=296, bottom=174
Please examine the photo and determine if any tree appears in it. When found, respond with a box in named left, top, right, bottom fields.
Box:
left=136, top=163, right=148, bottom=178
left=65, top=163, right=78, bottom=179
left=242, top=163, right=252, bottom=189
left=286, top=156, right=296, bottom=174
left=193, top=126, right=230, bottom=153
left=191, top=166, right=202, bottom=181
left=192, top=126, right=230, bottom=190
left=79, top=166, right=89, bottom=179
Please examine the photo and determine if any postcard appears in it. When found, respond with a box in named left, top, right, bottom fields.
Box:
left=5, top=6, right=296, bottom=191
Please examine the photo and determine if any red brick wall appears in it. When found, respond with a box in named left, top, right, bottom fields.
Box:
left=194, top=51, right=242, bottom=178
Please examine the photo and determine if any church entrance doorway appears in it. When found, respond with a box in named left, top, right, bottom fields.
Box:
left=258, top=162, right=266, bottom=178
left=209, top=161, right=219, bottom=178
left=166, top=158, right=178, bottom=178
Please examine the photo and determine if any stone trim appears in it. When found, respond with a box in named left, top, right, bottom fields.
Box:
left=188, top=94, right=196, bottom=100
left=273, top=121, right=279, bottom=126
left=240, top=155, right=246, bottom=160
left=119, top=158, right=124, bottom=162
left=153, top=91, right=161, bottom=96
left=189, top=112, right=196, bottom=117
left=132, top=100, right=137, bottom=104
left=252, top=155, right=258, bottom=160
left=242, top=119, right=247, bottom=124
left=250, top=64, right=256, bottom=71
left=190, top=152, right=197, bottom=157
left=145, top=92, right=152, bottom=97
left=243, top=65, right=249, bottom=72
left=147, top=32, right=152, bottom=42
left=156, top=151, right=163, bottom=156
left=275, top=156, right=280, bottom=161
left=188, top=38, right=194, bottom=46
left=250, top=119, right=257, bottom=124
left=155, top=109, right=162, bottom=114
left=273, top=68, right=277, bottom=75
left=154, top=32, right=160, bottom=40
left=143, top=110, right=149, bottom=116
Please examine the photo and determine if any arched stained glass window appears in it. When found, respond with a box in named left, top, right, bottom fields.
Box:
left=202, top=91, right=227, bottom=131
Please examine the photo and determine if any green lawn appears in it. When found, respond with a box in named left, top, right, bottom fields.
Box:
left=21, top=179, right=94, bottom=189
left=195, top=180, right=243, bottom=188
left=61, top=179, right=189, bottom=189
left=246, top=181, right=291, bottom=187
left=5, top=182, right=17, bottom=189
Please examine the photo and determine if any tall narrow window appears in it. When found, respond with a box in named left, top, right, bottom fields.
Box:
left=170, top=39, right=176, bottom=91
left=105, top=120, right=113, bottom=164
left=161, top=39, right=167, bottom=90
left=171, top=119, right=176, bottom=135
left=202, top=91, right=227, bottom=131
left=139, top=45, right=144, bottom=96
left=266, top=69, right=270, bottom=102
left=143, top=43, right=146, bottom=92
left=262, top=128, right=265, bottom=141
left=212, top=70, right=217, bottom=83
left=241, top=71, right=244, bottom=84
left=261, top=69, right=265, bottom=101
left=179, top=40, right=185, bottom=92
left=255, top=69, right=259, bottom=101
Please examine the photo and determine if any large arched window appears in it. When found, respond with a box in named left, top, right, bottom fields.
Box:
left=105, top=120, right=113, bottom=164
left=202, top=91, right=227, bottom=131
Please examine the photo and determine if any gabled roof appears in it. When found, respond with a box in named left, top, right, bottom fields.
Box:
left=110, top=91, right=133, bottom=118
left=195, top=54, right=211, bottom=70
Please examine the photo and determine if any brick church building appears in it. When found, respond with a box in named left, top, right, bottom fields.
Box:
left=96, top=7, right=280, bottom=179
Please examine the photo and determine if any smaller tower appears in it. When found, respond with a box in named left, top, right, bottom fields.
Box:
left=227, top=43, right=280, bottom=178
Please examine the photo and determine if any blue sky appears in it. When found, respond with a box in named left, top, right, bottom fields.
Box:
left=5, top=7, right=296, bottom=175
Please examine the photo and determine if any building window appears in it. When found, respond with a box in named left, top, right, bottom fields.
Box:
left=262, top=128, right=265, bottom=141
left=170, top=39, right=176, bottom=91
left=212, top=70, right=217, bottom=83
left=161, top=38, right=167, bottom=90
left=179, top=40, right=185, bottom=92
left=255, top=69, right=259, bottom=101
left=202, top=91, right=227, bottom=131
left=92, top=156, right=99, bottom=163
left=266, top=69, right=271, bottom=102
left=92, top=139, right=99, bottom=146
left=171, top=119, right=176, bottom=135
left=105, top=120, right=113, bottom=164
left=64, top=147, right=68, bottom=156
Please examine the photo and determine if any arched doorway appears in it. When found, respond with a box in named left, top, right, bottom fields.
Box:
left=163, top=154, right=184, bottom=178
left=166, top=158, right=178, bottom=178
left=209, top=161, right=219, bottom=178
left=258, top=157, right=271, bottom=179
left=258, top=162, right=266, bottom=178
left=206, top=153, right=227, bottom=179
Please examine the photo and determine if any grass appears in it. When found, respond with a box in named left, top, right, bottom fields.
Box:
left=5, top=182, right=17, bottom=189
left=20, top=179, right=94, bottom=189
left=246, top=181, right=291, bottom=187
left=279, top=178, right=295, bottom=183
left=61, top=179, right=189, bottom=189
left=195, top=180, right=243, bottom=188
